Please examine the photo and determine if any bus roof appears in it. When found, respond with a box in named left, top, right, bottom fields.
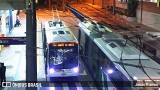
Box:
left=45, top=21, right=78, bottom=44
left=78, top=20, right=160, bottom=81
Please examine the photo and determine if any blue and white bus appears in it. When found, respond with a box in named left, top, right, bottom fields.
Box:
left=78, top=19, right=160, bottom=90
left=43, top=20, right=79, bottom=77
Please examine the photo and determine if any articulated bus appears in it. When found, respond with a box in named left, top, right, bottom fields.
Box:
left=78, top=19, right=160, bottom=90
left=43, top=20, right=79, bottom=77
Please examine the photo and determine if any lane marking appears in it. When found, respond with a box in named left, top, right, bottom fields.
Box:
left=88, top=82, right=98, bottom=90
left=75, top=82, right=83, bottom=90
left=62, top=83, right=69, bottom=90
left=49, top=83, right=55, bottom=90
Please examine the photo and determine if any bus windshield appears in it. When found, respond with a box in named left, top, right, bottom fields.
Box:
left=49, top=48, right=78, bottom=69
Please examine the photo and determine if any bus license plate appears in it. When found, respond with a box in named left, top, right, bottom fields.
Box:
left=65, top=69, right=71, bottom=72
left=61, top=73, right=67, bottom=76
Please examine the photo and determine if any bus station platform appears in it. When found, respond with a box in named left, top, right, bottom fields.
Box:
left=0, top=11, right=45, bottom=90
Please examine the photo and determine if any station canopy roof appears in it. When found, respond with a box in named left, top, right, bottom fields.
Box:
left=0, top=0, right=29, bottom=10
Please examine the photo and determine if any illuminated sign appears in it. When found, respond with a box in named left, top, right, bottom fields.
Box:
left=58, top=43, right=64, bottom=47
left=52, top=43, right=75, bottom=47
left=0, top=37, right=26, bottom=45
left=68, top=44, right=74, bottom=46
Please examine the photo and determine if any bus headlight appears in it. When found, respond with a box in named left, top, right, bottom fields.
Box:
left=107, top=69, right=113, bottom=74
left=73, top=67, right=79, bottom=73
left=49, top=68, right=55, bottom=73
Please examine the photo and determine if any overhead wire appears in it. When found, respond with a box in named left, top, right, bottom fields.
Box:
left=70, top=4, right=160, bottom=83
left=55, top=5, right=60, bottom=22
left=136, top=34, right=157, bottom=84
left=40, top=10, right=159, bottom=70
left=36, top=43, right=160, bottom=71
left=40, top=4, right=76, bottom=43
left=52, top=7, right=55, bottom=21
left=36, top=9, right=79, bottom=29
left=36, top=4, right=160, bottom=82
left=119, top=35, right=134, bottom=80
left=68, top=9, right=160, bottom=82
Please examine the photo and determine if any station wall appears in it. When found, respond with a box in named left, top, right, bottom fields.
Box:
left=85, top=0, right=112, bottom=8
left=136, top=2, right=160, bottom=31
left=137, top=10, right=160, bottom=31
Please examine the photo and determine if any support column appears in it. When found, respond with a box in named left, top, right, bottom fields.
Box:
left=48, top=0, right=51, bottom=10
left=140, top=0, right=143, bottom=24
left=26, top=0, right=37, bottom=89
left=63, top=0, right=66, bottom=12
left=92, top=0, right=94, bottom=5
left=113, top=0, right=116, bottom=15
left=102, top=0, right=104, bottom=9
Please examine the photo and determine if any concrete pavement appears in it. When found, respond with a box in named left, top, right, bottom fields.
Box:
left=0, top=13, right=26, bottom=90
left=0, top=14, right=26, bottom=81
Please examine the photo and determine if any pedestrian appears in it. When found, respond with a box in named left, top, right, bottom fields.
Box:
left=0, top=63, right=6, bottom=83
left=16, top=10, right=20, bottom=18
left=14, top=10, right=21, bottom=27
left=14, top=19, right=21, bottom=27
left=16, top=10, right=20, bottom=21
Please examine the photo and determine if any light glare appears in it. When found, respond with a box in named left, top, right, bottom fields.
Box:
left=73, top=67, right=79, bottom=72
left=107, top=69, right=113, bottom=74
left=49, top=87, right=55, bottom=90
left=49, top=68, right=54, bottom=73
left=133, top=76, right=137, bottom=80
